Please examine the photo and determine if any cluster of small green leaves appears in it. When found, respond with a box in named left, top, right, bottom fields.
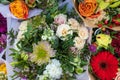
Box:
left=10, top=48, right=46, bottom=80
left=7, top=28, right=18, bottom=45
left=19, top=24, right=43, bottom=52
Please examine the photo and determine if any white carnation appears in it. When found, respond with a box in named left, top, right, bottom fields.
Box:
left=68, top=18, right=80, bottom=30
left=43, top=59, right=63, bottom=79
left=54, top=14, right=67, bottom=25
left=56, top=24, right=73, bottom=40
left=78, top=27, right=88, bottom=40
left=74, top=37, right=85, bottom=50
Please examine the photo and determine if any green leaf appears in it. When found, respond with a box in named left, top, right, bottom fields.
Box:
left=99, top=1, right=110, bottom=10
left=75, top=67, right=83, bottom=74
left=10, top=48, right=18, bottom=53
left=108, top=45, right=115, bottom=54
left=0, top=0, right=10, bottom=4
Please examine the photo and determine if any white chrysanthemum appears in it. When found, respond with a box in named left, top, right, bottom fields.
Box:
left=68, top=18, right=80, bottom=30
left=43, top=59, right=63, bottom=79
left=78, top=27, right=88, bottom=40
left=56, top=24, right=73, bottom=40
left=74, top=37, right=85, bottom=50
left=54, top=14, right=67, bottom=25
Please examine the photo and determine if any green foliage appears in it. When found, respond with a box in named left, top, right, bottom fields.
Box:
left=108, top=45, right=115, bottom=54
left=80, top=44, right=90, bottom=63
left=0, top=0, right=11, bottom=4
left=36, top=0, right=58, bottom=10
left=77, top=0, right=84, bottom=3
left=7, top=28, right=18, bottom=45
left=106, top=8, right=118, bottom=22
left=10, top=48, right=46, bottom=80
left=19, top=24, right=43, bottom=52
left=29, top=15, right=47, bottom=28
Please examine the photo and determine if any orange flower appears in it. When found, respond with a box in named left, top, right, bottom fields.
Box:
left=85, top=0, right=97, bottom=3
left=78, top=0, right=97, bottom=17
left=9, top=0, right=29, bottom=19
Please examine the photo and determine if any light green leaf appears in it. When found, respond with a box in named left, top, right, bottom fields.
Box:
left=99, top=1, right=110, bottom=10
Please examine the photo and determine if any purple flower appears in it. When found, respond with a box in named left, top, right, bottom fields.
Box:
left=0, top=13, right=7, bottom=33
left=0, top=34, right=7, bottom=53
left=89, top=44, right=97, bottom=53
left=0, top=34, right=7, bottom=44
left=0, top=47, right=4, bottom=53
left=21, top=77, right=27, bottom=80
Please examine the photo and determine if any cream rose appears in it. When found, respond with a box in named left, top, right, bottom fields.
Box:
left=68, top=18, right=80, bottom=30
left=78, top=27, right=89, bottom=40
left=74, top=37, right=85, bottom=50
left=56, top=24, right=73, bottom=40
left=54, top=14, right=67, bottom=25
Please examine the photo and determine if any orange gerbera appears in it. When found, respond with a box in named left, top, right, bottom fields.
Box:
left=78, top=0, right=97, bottom=17
left=9, top=0, right=29, bottom=19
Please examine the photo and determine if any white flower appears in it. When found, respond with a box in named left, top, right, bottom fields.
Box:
left=17, top=21, right=28, bottom=40
left=56, top=24, right=73, bottom=40
left=54, top=14, right=67, bottom=25
left=17, top=31, right=25, bottom=40
left=68, top=18, right=80, bottom=30
left=74, top=37, right=85, bottom=50
left=43, top=59, right=63, bottom=79
left=42, top=28, right=55, bottom=41
left=78, top=27, right=88, bottom=40
left=41, top=35, right=47, bottom=40
left=19, top=21, right=28, bottom=31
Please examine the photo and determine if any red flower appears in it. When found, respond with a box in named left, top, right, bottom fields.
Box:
left=111, top=32, right=120, bottom=56
left=97, top=24, right=102, bottom=28
left=90, top=51, right=118, bottom=80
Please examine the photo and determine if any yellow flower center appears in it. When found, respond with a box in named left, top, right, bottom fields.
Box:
left=62, top=29, right=67, bottom=36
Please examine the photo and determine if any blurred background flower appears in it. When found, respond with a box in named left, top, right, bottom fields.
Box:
left=0, top=13, right=7, bottom=53
left=111, top=32, right=120, bottom=56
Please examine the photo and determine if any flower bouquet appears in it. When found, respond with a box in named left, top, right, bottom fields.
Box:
left=0, top=0, right=57, bottom=19
left=87, top=27, right=120, bottom=80
left=0, top=13, right=7, bottom=54
left=72, top=0, right=120, bottom=31
left=10, top=12, right=91, bottom=80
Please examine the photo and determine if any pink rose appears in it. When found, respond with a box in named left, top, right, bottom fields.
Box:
left=54, top=14, right=67, bottom=25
